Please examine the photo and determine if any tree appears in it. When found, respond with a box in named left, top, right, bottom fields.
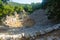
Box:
left=0, top=0, right=14, bottom=19
left=27, top=5, right=33, bottom=13
left=1, top=0, right=9, bottom=3
left=24, top=5, right=33, bottom=14
left=45, top=0, right=60, bottom=22
left=14, top=6, right=24, bottom=13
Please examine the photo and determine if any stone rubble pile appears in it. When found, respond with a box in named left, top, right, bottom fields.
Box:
left=3, top=10, right=35, bottom=28
left=0, top=33, right=25, bottom=40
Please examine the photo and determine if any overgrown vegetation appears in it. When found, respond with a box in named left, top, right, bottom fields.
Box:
left=1, top=0, right=60, bottom=22
left=45, top=0, right=60, bottom=22
left=0, top=0, right=14, bottom=19
left=0, top=0, right=43, bottom=20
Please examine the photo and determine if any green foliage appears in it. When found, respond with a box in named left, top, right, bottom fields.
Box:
left=0, top=0, right=2, bottom=4
left=0, top=0, right=15, bottom=19
left=14, top=6, right=24, bottom=13
left=45, top=0, right=60, bottom=21
left=31, top=3, right=41, bottom=10
left=1, top=0, right=9, bottom=3
left=24, top=5, right=33, bottom=14
left=9, top=2, right=43, bottom=14
left=27, top=5, right=33, bottom=12
left=0, top=0, right=43, bottom=20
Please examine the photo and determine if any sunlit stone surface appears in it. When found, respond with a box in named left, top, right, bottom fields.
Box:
left=3, top=13, right=23, bottom=28
left=0, top=33, right=25, bottom=40
left=3, top=10, right=35, bottom=28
